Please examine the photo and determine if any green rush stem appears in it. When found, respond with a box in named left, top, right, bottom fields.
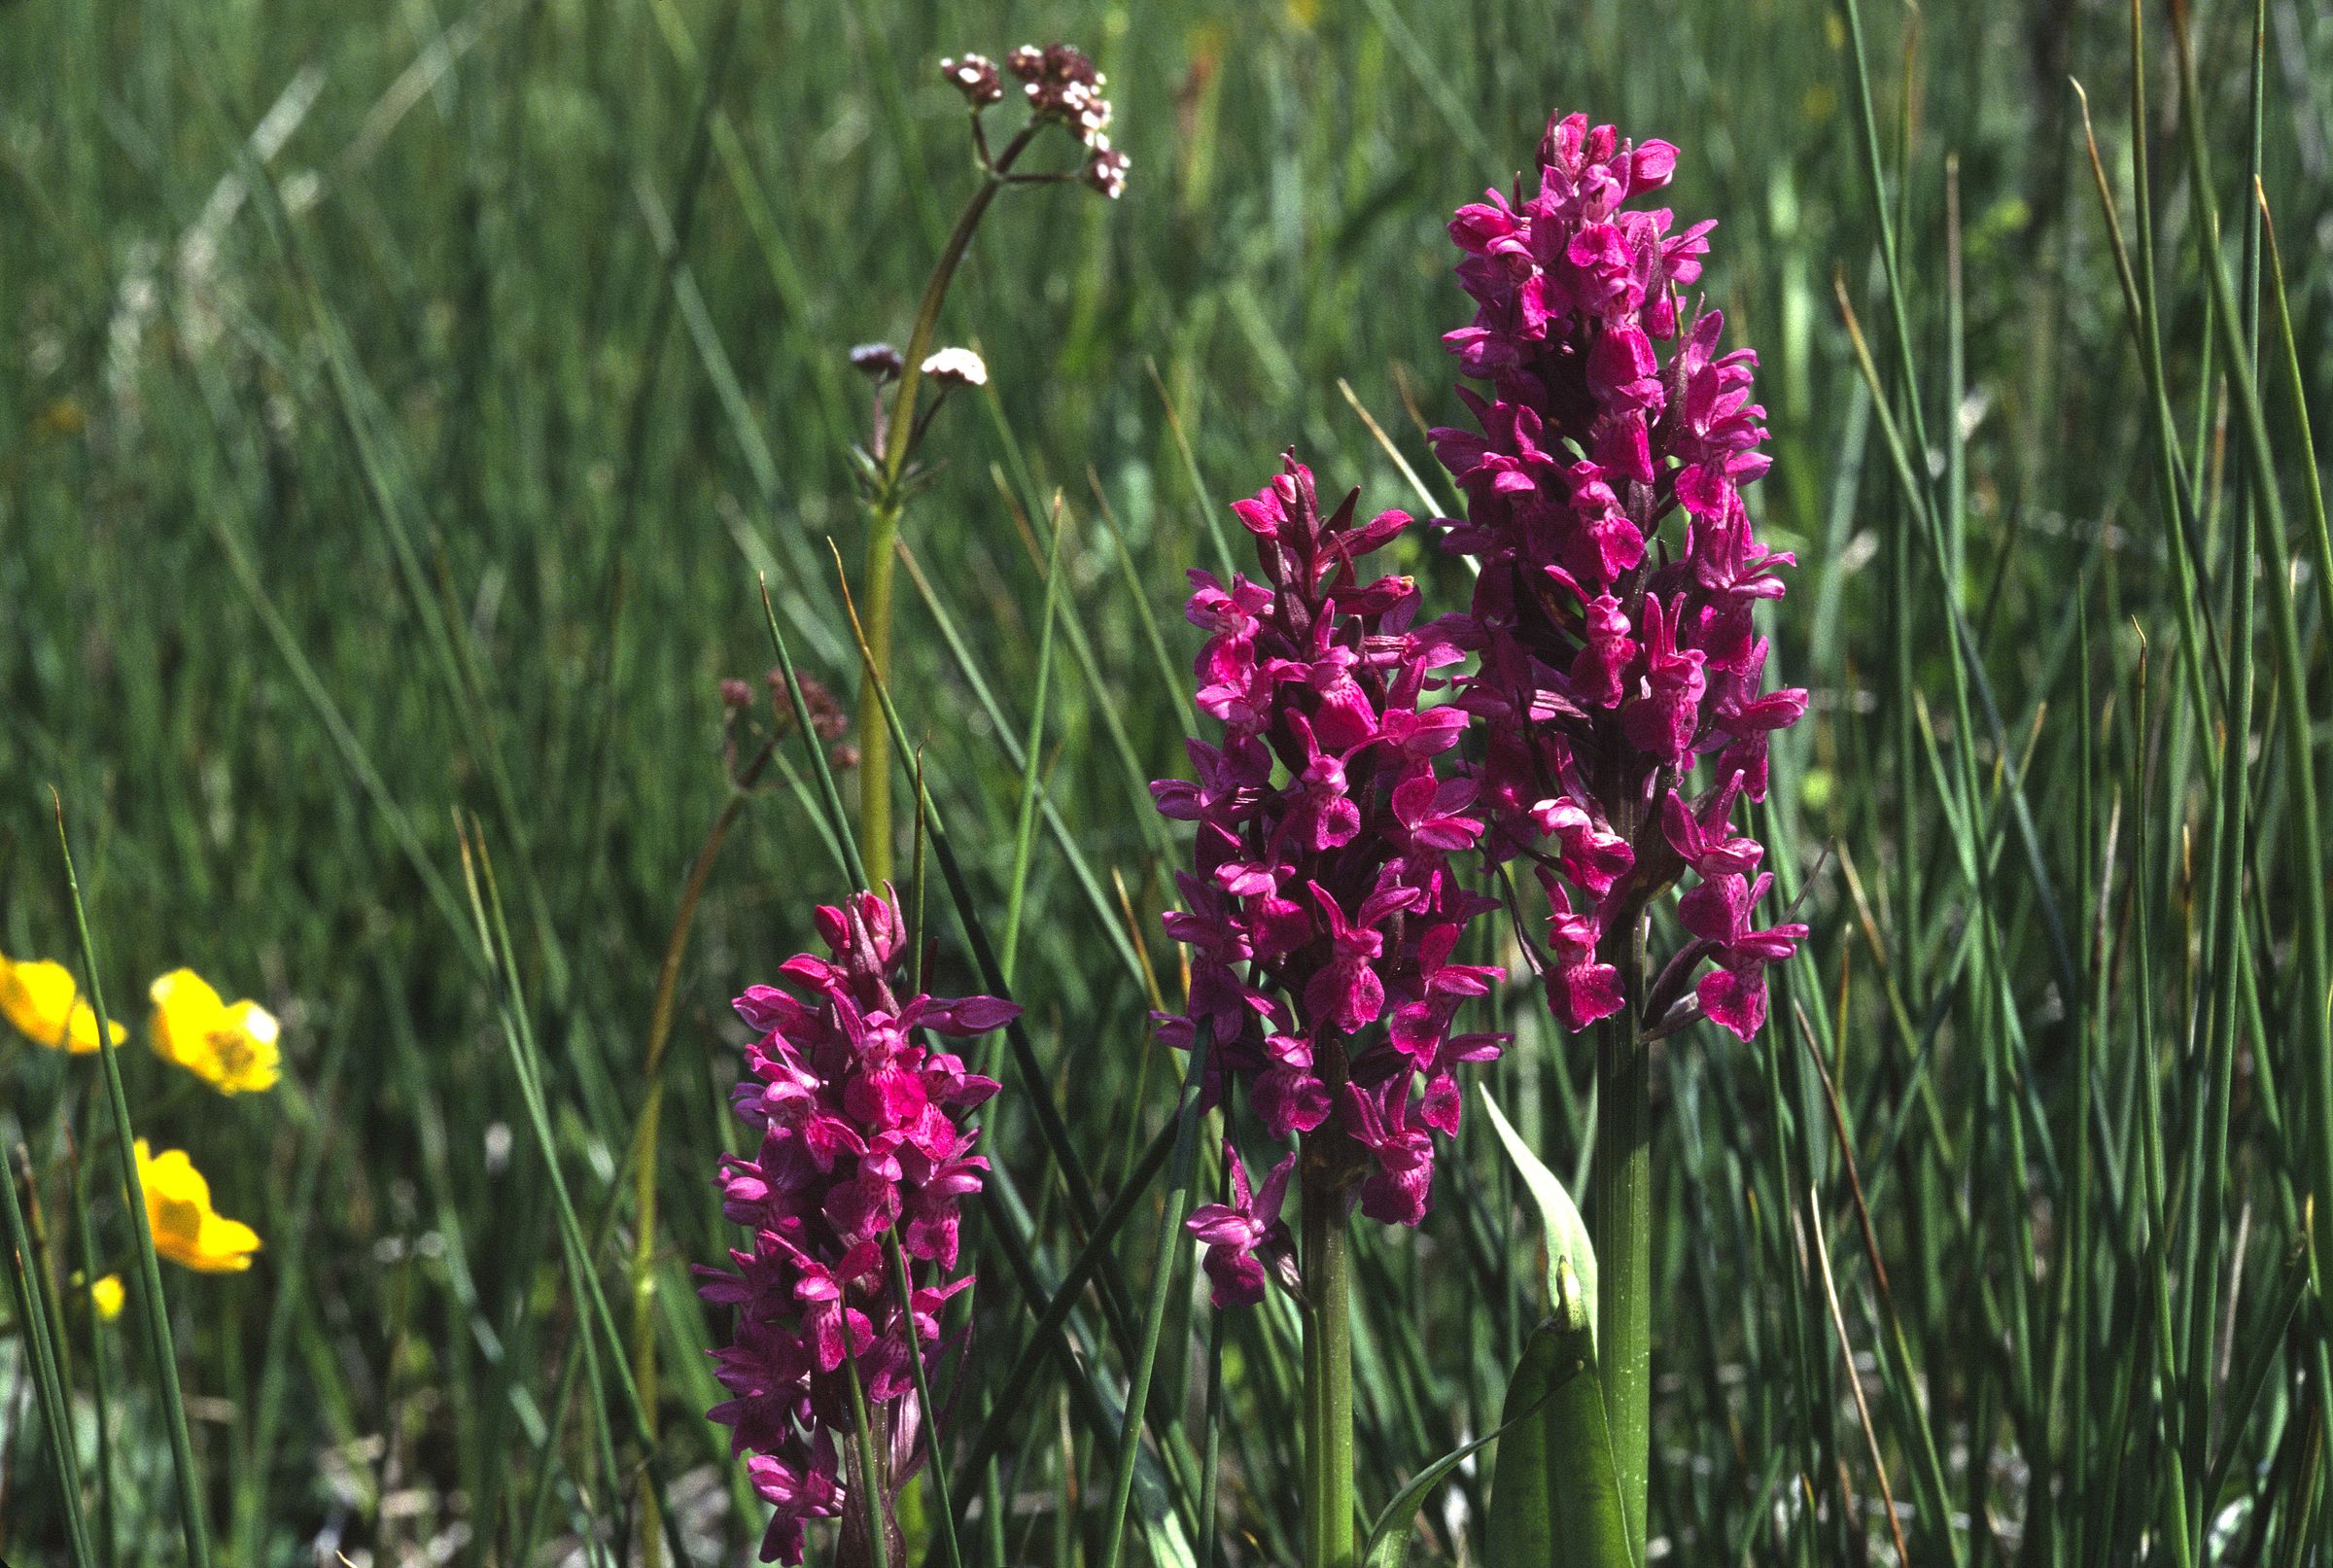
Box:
left=69, top=1134, right=119, bottom=1568
left=3, top=1137, right=93, bottom=1568
left=885, top=1235, right=963, bottom=1568
left=53, top=798, right=213, bottom=1568
left=999, top=502, right=1069, bottom=982
left=1594, top=908, right=1652, bottom=1559
left=1301, top=1160, right=1357, bottom=1568
left=459, top=827, right=698, bottom=1568
left=2166, top=13, right=2333, bottom=1521
left=1836, top=0, right=1937, bottom=474
left=626, top=738, right=774, bottom=1567
left=846, top=1356, right=896, bottom=1568
left=1200, top=1300, right=1227, bottom=1568
left=926, top=1112, right=1179, bottom=1562
left=856, top=121, right=1039, bottom=886
left=1097, top=1026, right=1209, bottom=1568
left=2255, top=199, right=2333, bottom=660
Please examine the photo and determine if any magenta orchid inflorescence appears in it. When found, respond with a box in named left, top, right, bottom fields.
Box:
left=1432, top=111, right=1808, bottom=1042
left=699, top=888, right=1016, bottom=1564
left=1155, top=454, right=1505, bottom=1307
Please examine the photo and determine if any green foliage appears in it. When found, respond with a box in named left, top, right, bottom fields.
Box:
left=4, top=0, right=2332, bottom=1563
left=1479, top=1085, right=1594, bottom=1342
left=1483, top=1290, right=1634, bottom=1568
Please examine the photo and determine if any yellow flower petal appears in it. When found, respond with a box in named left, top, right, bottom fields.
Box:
left=149, top=967, right=225, bottom=1069
left=149, top=970, right=281, bottom=1094
left=133, top=1139, right=261, bottom=1273
left=90, top=1273, right=125, bottom=1321
left=1, top=953, right=123, bottom=1052
left=194, top=1212, right=263, bottom=1272
left=65, top=998, right=128, bottom=1052
left=212, top=1000, right=282, bottom=1094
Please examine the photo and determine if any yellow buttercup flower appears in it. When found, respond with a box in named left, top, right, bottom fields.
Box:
left=0, top=951, right=125, bottom=1053
left=90, top=1273, right=125, bottom=1321
left=149, top=968, right=281, bottom=1095
left=133, top=1140, right=261, bottom=1273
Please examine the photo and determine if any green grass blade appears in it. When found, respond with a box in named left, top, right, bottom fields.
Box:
left=999, top=501, right=1070, bottom=984
left=1097, top=1026, right=1209, bottom=1568
left=52, top=799, right=212, bottom=1568
left=3, top=1133, right=95, bottom=1568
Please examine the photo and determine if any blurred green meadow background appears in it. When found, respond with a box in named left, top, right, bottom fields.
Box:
left=5, top=0, right=2332, bottom=1562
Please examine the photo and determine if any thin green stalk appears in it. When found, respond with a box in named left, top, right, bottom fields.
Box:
left=977, top=424, right=1178, bottom=865
left=1085, top=470, right=1201, bottom=741
left=857, top=122, right=1041, bottom=885
left=2253, top=192, right=2333, bottom=1297
left=3, top=1137, right=93, bottom=1568
left=845, top=576, right=1208, bottom=1551
left=627, top=736, right=775, bottom=1565
left=1098, top=1027, right=1209, bottom=1568
left=67, top=1133, right=119, bottom=1568
left=939, top=1113, right=1179, bottom=1536
left=1944, top=155, right=1967, bottom=599
left=457, top=825, right=696, bottom=1568
left=1144, top=358, right=1238, bottom=584
left=2126, top=630, right=2197, bottom=1568
left=1835, top=0, right=1936, bottom=477
left=53, top=797, right=212, bottom=1568
left=859, top=496, right=906, bottom=885
left=515, top=1288, right=594, bottom=1564
left=1199, top=1276, right=1227, bottom=1568
left=2070, top=597, right=2098, bottom=1564
left=1593, top=909, right=1652, bottom=1558
left=1000, top=503, right=1070, bottom=983
left=2169, top=0, right=2330, bottom=1359
left=2254, top=197, right=2333, bottom=653
left=893, top=539, right=1148, bottom=988
left=845, top=1356, right=896, bottom=1568
left=885, top=1235, right=962, bottom=1568
left=228, top=1054, right=344, bottom=1567
left=1301, top=1154, right=1357, bottom=1568
left=763, top=576, right=872, bottom=890
left=833, top=549, right=1143, bottom=1336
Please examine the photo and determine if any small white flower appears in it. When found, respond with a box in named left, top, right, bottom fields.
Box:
left=939, top=53, right=1002, bottom=105
left=921, top=347, right=989, bottom=389
left=1084, top=148, right=1130, bottom=200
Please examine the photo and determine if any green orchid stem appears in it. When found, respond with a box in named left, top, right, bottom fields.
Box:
left=1300, top=1161, right=1357, bottom=1568
left=856, top=120, right=1039, bottom=885
left=1592, top=910, right=1651, bottom=1560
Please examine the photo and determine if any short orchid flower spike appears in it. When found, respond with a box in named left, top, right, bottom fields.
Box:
left=1152, top=451, right=1505, bottom=1304
left=700, top=885, right=1015, bottom=1563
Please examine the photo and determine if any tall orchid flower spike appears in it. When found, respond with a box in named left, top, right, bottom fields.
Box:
left=1153, top=452, right=1504, bottom=1568
left=700, top=886, right=1014, bottom=1564
left=1434, top=108, right=1813, bottom=1557
left=1432, top=110, right=1809, bottom=1041
left=1152, top=451, right=1503, bottom=1268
